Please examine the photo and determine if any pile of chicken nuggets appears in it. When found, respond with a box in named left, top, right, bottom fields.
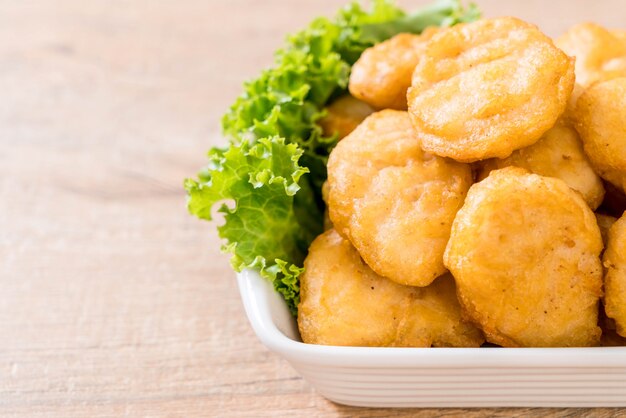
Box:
left=297, top=17, right=626, bottom=348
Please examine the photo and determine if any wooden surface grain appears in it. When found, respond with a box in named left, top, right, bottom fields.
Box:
left=2, top=0, right=626, bottom=417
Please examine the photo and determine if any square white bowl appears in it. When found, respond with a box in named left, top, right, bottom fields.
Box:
left=237, top=269, right=626, bottom=407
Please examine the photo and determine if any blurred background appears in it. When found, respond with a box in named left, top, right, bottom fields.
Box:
left=2, top=1, right=625, bottom=417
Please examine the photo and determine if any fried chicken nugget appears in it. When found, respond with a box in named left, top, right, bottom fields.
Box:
left=408, top=17, right=575, bottom=162
left=444, top=167, right=603, bottom=347
left=602, top=214, right=626, bottom=337
left=574, top=77, right=626, bottom=194
left=556, top=23, right=626, bottom=87
left=318, top=95, right=374, bottom=140
left=478, top=121, right=604, bottom=209
left=349, top=28, right=438, bottom=110
left=298, top=229, right=484, bottom=347
left=327, top=110, right=472, bottom=287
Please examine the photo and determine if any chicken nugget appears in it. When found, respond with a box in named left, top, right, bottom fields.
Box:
left=318, top=95, right=374, bottom=140
left=478, top=121, right=604, bottom=209
left=574, top=77, right=626, bottom=194
left=297, top=229, right=484, bottom=347
left=349, top=28, right=438, bottom=110
left=327, top=110, right=472, bottom=287
left=408, top=17, right=575, bottom=162
left=444, top=167, right=603, bottom=347
left=602, top=214, right=626, bottom=338
left=556, top=23, right=626, bottom=87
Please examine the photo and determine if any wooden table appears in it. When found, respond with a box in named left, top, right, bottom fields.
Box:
left=2, top=0, right=625, bottom=416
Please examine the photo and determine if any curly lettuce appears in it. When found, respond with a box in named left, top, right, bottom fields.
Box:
left=185, top=138, right=315, bottom=313
left=186, top=0, right=480, bottom=315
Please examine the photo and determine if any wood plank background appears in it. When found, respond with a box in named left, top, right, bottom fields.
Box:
left=2, top=0, right=626, bottom=416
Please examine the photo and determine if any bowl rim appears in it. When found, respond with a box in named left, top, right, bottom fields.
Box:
left=237, top=269, right=626, bottom=369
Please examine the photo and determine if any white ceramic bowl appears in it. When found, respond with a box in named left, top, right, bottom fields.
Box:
left=237, top=269, right=626, bottom=407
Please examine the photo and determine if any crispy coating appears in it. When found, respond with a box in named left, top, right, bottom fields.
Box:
left=327, top=110, right=472, bottom=287
left=556, top=23, right=626, bottom=87
left=318, top=95, right=374, bottom=140
left=349, top=28, right=438, bottom=110
left=596, top=213, right=617, bottom=246
left=602, top=214, right=626, bottom=337
left=444, top=167, right=603, bottom=347
left=297, top=229, right=484, bottom=347
left=478, top=121, right=604, bottom=209
left=408, top=17, right=575, bottom=162
left=574, top=78, right=626, bottom=193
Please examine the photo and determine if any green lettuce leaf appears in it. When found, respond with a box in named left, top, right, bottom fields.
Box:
left=185, top=137, right=321, bottom=314
left=187, top=0, right=481, bottom=315
left=357, top=0, right=480, bottom=45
